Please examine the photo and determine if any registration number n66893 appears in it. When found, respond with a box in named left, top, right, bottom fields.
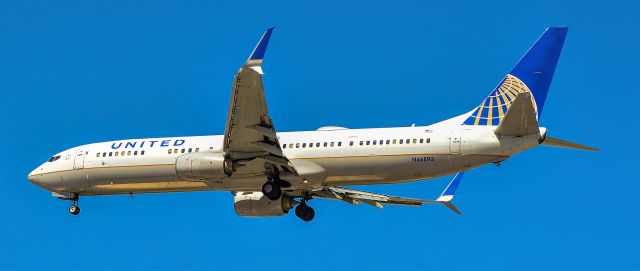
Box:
left=412, top=156, right=434, bottom=162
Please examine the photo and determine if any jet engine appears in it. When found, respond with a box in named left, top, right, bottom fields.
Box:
left=175, top=152, right=232, bottom=181
left=234, top=192, right=297, bottom=217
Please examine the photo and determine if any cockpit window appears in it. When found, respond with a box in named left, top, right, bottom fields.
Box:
left=47, top=155, right=61, bottom=162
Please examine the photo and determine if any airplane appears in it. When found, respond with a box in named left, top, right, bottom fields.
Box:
left=28, top=27, right=597, bottom=222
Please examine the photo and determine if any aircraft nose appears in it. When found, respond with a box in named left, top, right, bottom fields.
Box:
left=28, top=168, right=48, bottom=188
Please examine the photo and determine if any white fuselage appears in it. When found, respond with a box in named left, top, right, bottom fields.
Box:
left=28, top=124, right=546, bottom=196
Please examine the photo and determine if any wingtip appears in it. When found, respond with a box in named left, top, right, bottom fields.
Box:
left=248, top=27, right=276, bottom=61
left=442, top=172, right=464, bottom=196
left=442, top=201, right=462, bottom=215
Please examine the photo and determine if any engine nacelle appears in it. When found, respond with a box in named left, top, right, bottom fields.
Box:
left=234, top=192, right=296, bottom=217
left=175, top=152, right=232, bottom=181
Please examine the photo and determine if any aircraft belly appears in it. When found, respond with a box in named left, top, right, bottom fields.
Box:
left=318, top=154, right=505, bottom=186
left=84, top=162, right=218, bottom=195
left=73, top=153, right=506, bottom=195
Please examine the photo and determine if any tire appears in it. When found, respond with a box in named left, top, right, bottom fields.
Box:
left=295, top=203, right=315, bottom=222
left=302, top=206, right=315, bottom=222
left=69, top=205, right=80, bottom=216
left=262, top=182, right=282, bottom=200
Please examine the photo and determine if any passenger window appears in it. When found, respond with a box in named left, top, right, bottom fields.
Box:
left=413, top=139, right=417, bottom=144
left=372, top=140, right=377, bottom=145
left=316, top=143, right=320, bottom=147
left=338, top=142, right=342, bottom=147
left=406, top=139, right=410, bottom=143
left=127, top=151, right=132, bottom=156
left=359, top=141, right=364, bottom=146
left=399, top=139, right=403, bottom=144
left=282, top=144, right=286, bottom=149
left=366, top=141, right=370, bottom=145
left=168, top=149, right=173, bottom=154
left=103, top=152, right=106, bottom=157
left=309, top=142, right=313, bottom=148
left=427, top=138, right=431, bottom=143
left=121, top=151, right=125, bottom=156
left=188, top=148, right=192, bottom=153
left=386, top=140, right=390, bottom=144
left=302, top=143, right=306, bottom=148
left=141, top=150, right=145, bottom=155
left=420, top=138, right=424, bottom=143
left=350, top=141, right=354, bottom=146
left=134, top=151, right=138, bottom=155
left=330, top=142, right=334, bottom=147
left=295, top=143, right=300, bottom=148
left=324, top=142, right=328, bottom=147
left=96, top=153, right=100, bottom=157
left=115, top=152, right=119, bottom=156
left=392, top=139, right=397, bottom=144
left=289, top=143, right=294, bottom=148
left=181, top=149, right=185, bottom=153
left=195, top=148, right=200, bottom=152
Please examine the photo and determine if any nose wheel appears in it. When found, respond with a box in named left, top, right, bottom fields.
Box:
left=68, top=197, right=80, bottom=216
left=68, top=205, right=80, bottom=215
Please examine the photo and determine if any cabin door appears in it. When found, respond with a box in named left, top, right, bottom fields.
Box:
left=449, top=129, right=462, bottom=154
left=73, top=150, right=85, bottom=169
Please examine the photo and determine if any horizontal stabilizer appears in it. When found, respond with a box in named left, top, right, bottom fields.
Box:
left=542, top=136, right=599, bottom=151
left=494, top=92, right=540, bottom=136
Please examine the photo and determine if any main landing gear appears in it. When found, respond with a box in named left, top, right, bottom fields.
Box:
left=294, top=193, right=315, bottom=222
left=68, top=197, right=80, bottom=216
left=262, top=181, right=282, bottom=200
left=295, top=202, right=315, bottom=222
left=261, top=175, right=315, bottom=221
left=262, top=175, right=285, bottom=200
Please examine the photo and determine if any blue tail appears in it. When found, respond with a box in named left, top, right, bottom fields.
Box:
left=463, top=27, right=568, bottom=126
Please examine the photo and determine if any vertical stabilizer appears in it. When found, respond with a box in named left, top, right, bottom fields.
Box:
left=463, top=27, right=568, bottom=126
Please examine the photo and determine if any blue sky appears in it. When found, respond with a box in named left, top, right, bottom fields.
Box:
left=1, top=0, right=638, bottom=270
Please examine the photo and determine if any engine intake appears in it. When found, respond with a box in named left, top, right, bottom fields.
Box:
left=234, top=192, right=296, bottom=217
left=175, top=152, right=232, bottom=181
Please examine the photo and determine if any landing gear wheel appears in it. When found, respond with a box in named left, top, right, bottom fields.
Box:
left=68, top=205, right=80, bottom=216
left=262, top=181, right=282, bottom=200
left=295, top=203, right=315, bottom=222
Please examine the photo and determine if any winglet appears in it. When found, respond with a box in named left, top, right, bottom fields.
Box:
left=436, top=172, right=464, bottom=214
left=247, top=27, right=275, bottom=61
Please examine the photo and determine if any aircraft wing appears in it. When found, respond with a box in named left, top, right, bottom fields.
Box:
left=311, top=172, right=465, bottom=214
left=222, top=28, right=297, bottom=177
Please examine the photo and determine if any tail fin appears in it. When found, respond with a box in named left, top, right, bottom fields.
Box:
left=464, top=27, right=568, bottom=126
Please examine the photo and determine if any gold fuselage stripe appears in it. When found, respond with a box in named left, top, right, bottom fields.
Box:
left=30, top=153, right=508, bottom=176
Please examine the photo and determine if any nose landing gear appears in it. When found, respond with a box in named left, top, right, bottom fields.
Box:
left=68, top=197, right=80, bottom=216
left=68, top=204, right=80, bottom=215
